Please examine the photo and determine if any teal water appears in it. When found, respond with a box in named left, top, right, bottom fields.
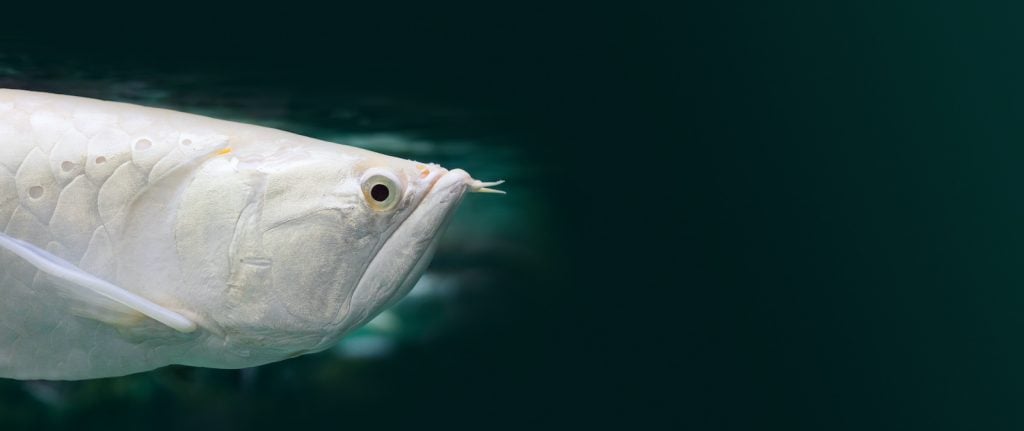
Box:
left=16, top=2, right=1024, bottom=430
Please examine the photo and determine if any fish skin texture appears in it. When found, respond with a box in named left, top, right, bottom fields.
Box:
left=0, top=89, right=471, bottom=380
left=0, top=90, right=233, bottom=379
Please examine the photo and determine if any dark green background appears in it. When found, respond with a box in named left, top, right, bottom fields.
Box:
left=675, top=2, right=1024, bottom=429
left=4, top=1, right=1024, bottom=429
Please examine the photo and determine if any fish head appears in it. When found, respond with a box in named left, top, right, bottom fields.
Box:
left=214, top=144, right=493, bottom=358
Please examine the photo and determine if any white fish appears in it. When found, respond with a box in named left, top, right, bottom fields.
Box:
left=0, top=89, right=503, bottom=380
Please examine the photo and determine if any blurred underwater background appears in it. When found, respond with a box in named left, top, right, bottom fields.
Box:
left=19, top=2, right=1024, bottom=430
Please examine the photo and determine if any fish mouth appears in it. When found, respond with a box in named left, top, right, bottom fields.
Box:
left=341, top=168, right=475, bottom=331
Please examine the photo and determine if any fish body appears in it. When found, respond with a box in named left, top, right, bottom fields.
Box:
left=0, top=89, right=497, bottom=380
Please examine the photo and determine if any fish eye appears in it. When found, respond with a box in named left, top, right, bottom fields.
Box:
left=370, top=184, right=390, bottom=202
left=360, top=168, right=402, bottom=211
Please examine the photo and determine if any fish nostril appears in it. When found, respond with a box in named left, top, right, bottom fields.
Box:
left=60, top=161, right=74, bottom=172
left=181, top=138, right=192, bottom=146
left=135, top=138, right=152, bottom=151
left=95, top=156, right=106, bottom=164
left=28, top=186, right=42, bottom=199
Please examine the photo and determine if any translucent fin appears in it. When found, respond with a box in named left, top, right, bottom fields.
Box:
left=0, top=232, right=196, bottom=333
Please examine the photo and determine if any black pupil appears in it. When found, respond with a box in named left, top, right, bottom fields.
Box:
left=370, top=184, right=390, bottom=202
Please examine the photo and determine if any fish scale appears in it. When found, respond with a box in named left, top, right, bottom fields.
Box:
left=0, top=94, right=195, bottom=267
left=0, top=91, right=234, bottom=377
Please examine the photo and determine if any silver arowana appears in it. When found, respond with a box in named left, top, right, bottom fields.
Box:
left=0, top=89, right=502, bottom=380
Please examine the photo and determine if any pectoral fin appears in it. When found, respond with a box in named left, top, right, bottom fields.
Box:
left=0, top=232, right=196, bottom=333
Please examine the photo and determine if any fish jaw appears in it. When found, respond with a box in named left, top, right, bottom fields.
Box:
left=341, top=168, right=474, bottom=332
